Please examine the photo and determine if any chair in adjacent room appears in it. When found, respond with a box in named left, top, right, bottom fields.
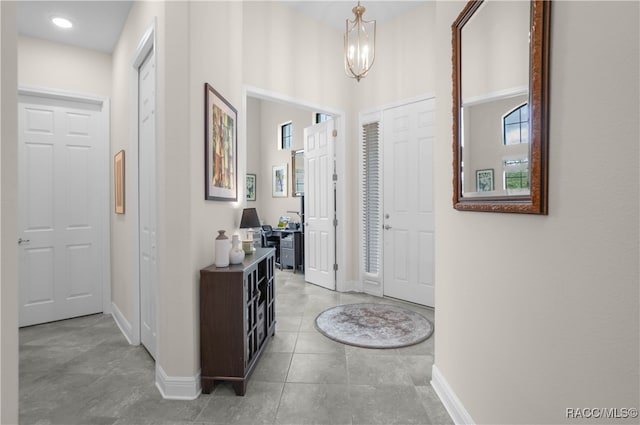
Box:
left=261, top=225, right=281, bottom=266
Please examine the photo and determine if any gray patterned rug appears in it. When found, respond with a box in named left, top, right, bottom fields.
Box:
left=315, top=303, right=433, bottom=349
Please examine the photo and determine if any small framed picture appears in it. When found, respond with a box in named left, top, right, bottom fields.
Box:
left=246, top=174, right=256, bottom=201
left=476, top=169, right=494, bottom=192
left=272, top=164, right=288, bottom=198
left=114, top=150, right=125, bottom=214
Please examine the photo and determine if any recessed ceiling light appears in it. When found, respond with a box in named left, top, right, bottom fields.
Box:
left=51, top=17, right=73, bottom=29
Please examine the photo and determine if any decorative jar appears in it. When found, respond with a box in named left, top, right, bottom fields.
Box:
left=229, top=234, right=245, bottom=265
left=214, top=230, right=230, bottom=268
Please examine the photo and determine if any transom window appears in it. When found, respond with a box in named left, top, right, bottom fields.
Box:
left=279, top=121, right=292, bottom=150
left=315, top=113, right=332, bottom=123
left=503, top=103, right=529, bottom=145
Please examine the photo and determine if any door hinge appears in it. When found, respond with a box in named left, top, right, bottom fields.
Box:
left=333, top=173, right=338, bottom=181
left=332, top=129, right=338, bottom=138
left=333, top=218, right=338, bottom=227
left=333, top=263, right=338, bottom=271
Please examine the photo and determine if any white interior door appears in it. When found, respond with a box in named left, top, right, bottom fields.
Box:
left=304, top=120, right=336, bottom=290
left=139, top=51, right=157, bottom=358
left=383, top=99, right=435, bottom=307
left=18, top=94, right=106, bottom=326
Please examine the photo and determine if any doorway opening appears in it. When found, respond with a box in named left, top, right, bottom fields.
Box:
left=243, top=86, right=347, bottom=291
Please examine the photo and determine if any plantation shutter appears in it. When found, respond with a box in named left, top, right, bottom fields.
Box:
left=362, top=121, right=381, bottom=274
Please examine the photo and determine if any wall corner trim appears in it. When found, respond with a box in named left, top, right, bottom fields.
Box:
left=431, top=364, right=476, bottom=425
left=111, top=302, right=134, bottom=345
left=155, top=364, right=201, bottom=400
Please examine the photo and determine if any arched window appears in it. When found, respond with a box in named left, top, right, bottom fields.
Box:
left=503, top=103, right=529, bottom=145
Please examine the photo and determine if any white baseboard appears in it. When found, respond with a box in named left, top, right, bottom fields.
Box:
left=335, top=279, right=360, bottom=293
left=111, top=302, right=134, bottom=345
left=363, top=279, right=383, bottom=298
left=431, top=365, right=475, bottom=425
left=156, top=364, right=201, bottom=400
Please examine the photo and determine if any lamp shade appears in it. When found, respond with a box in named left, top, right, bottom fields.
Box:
left=239, top=208, right=261, bottom=229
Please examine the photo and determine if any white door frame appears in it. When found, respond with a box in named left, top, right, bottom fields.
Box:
left=242, top=85, right=347, bottom=291
left=17, top=86, right=112, bottom=316
left=129, top=20, right=157, bottom=346
left=359, top=94, right=435, bottom=299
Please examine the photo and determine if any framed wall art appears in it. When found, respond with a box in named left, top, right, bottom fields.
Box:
left=114, top=150, right=125, bottom=214
left=205, top=83, right=238, bottom=201
left=476, top=169, right=494, bottom=193
left=272, top=164, right=288, bottom=198
left=246, top=174, right=256, bottom=201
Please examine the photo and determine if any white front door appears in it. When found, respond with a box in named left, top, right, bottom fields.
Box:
left=18, top=94, right=106, bottom=326
left=304, top=119, right=336, bottom=290
left=383, top=99, right=435, bottom=307
left=139, top=51, right=158, bottom=358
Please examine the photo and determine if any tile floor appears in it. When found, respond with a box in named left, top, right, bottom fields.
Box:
left=20, top=270, right=453, bottom=425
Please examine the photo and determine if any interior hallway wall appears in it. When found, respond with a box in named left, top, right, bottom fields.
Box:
left=17, top=35, right=112, bottom=97
left=0, top=2, right=18, bottom=422
left=350, top=1, right=437, bottom=285
left=110, top=0, right=165, bottom=344
left=246, top=96, right=262, bottom=212
left=241, top=0, right=357, bottom=279
left=255, top=98, right=311, bottom=226
left=433, top=1, right=640, bottom=423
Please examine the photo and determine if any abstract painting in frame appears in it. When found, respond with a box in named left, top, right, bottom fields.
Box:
left=246, top=174, right=256, bottom=201
left=114, top=150, right=125, bottom=214
left=205, top=83, right=238, bottom=201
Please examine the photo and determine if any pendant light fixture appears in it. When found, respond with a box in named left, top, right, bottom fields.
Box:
left=344, top=2, right=376, bottom=82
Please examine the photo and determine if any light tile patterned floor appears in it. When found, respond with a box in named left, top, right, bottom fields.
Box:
left=19, top=270, right=453, bottom=425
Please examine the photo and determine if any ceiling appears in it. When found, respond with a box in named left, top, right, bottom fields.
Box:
left=16, top=1, right=426, bottom=53
left=17, top=1, right=133, bottom=53
left=288, top=1, right=426, bottom=31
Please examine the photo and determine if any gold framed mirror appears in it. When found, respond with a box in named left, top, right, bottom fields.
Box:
left=291, top=149, right=304, bottom=197
left=452, top=0, right=550, bottom=214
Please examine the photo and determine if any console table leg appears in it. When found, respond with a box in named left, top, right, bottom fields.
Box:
left=201, top=379, right=214, bottom=395
left=232, top=380, right=247, bottom=396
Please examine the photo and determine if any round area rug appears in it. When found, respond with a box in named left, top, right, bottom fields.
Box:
left=315, top=303, right=433, bottom=349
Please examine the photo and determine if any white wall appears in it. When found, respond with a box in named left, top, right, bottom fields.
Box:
left=110, top=0, right=165, bottom=344
left=434, top=1, right=640, bottom=423
left=251, top=98, right=311, bottom=226
left=18, top=35, right=112, bottom=97
left=0, top=2, right=18, bottom=423
left=246, top=96, right=262, bottom=209
left=350, top=1, right=437, bottom=282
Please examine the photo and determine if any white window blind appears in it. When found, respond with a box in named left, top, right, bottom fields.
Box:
left=362, top=121, right=380, bottom=274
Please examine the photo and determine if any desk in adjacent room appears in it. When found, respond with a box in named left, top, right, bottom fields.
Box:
left=272, top=228, right=304, bottom=273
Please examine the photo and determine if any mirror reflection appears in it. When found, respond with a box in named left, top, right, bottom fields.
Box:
left=459, top=0, right=530, bottom=198
left=291, top=149, right=304, bottom=197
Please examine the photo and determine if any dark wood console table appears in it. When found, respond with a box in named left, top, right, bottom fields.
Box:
left=199, top=248, right=276, bottom=396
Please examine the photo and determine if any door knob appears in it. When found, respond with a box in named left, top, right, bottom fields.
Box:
left=18, top=238, right=30, bottom=245
left=384, top=225, right=392, bottom=230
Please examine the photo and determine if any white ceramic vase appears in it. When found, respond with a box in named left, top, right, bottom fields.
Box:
left=229, top=234, right=245, bottom=265
left=214, top=230, right=230, bottom=268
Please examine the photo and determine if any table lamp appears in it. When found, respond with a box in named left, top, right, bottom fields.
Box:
left=239, top=208, right=261, bottom=253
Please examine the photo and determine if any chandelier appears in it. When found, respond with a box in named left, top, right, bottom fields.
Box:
left=344, top=2, right=376, bottom=82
